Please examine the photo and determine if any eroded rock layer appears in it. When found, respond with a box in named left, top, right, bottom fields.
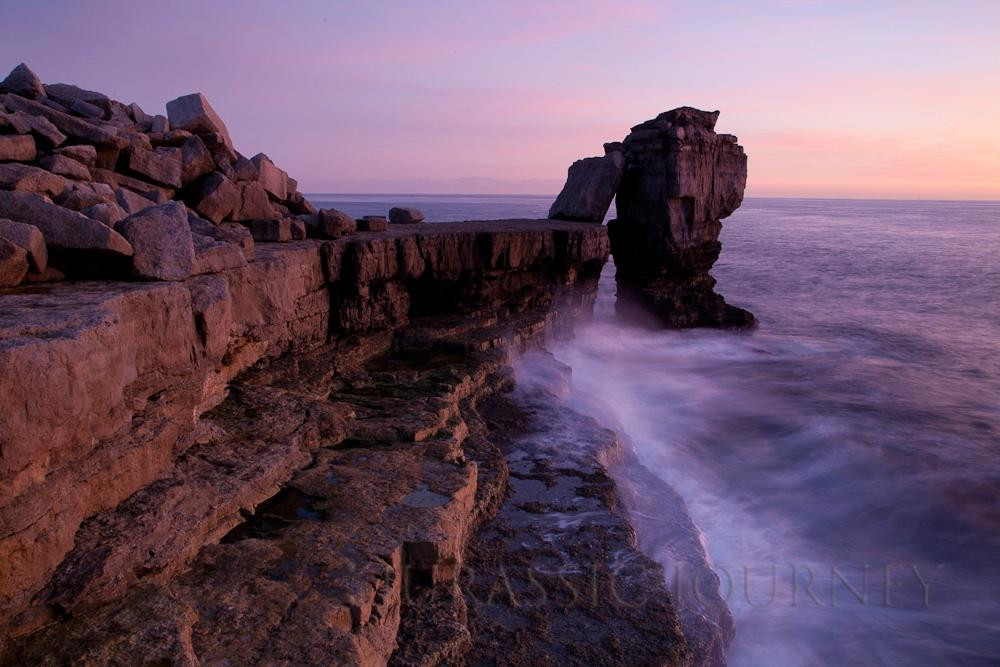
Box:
left=0, top=220, right=701, bottom=665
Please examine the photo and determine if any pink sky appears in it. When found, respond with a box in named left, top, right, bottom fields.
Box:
left=2, top=0, right=998, bottom=199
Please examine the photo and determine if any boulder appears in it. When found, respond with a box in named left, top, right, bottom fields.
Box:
left=0, top=63, right=45, bottom=99
left=0, top=135, right=35, bottom=162
left=179, top=135, right=214, bottom=186
left=9, top=112, right=65, bottom=147
left=54, top=144, right=97, bottom=168
left=388, top=207, right=425, bottom=225
left=39, top=154, right=91, bottom=180
left=191, top=233, right=247, bottom=275
left=190, top=171, right=239, bottom=223
left=115, top=201, right=194, bottom=281
left=82, top=202, right=128, bottom=228
left=0, top=94, right=126, bottom=149
left=289, top=217, right=306, bottom=240
left=165, top=93, right=234, bottom=155
left=304, top=208, right=355, bottom=239
left=0, top=218, right=47, bottom=271
left=0, top=163, right=69, bottom=198
left=0, top=190, right=132, bottom=255
left=0, top=237, right=28, bottom=287
left=244, top=218, right=291, bottom=242
left=548, top=144, right=624, bottom=223
left=250, top=153, right=287, bottom=200
left=151, top=115, right=169, bottom=133
left=126, top=146, right=182, bottom=188
left=129, top=102, right=153, bottom=131
left=357, top=216, right=388, bottom=232
left=232, top=182, right=275, bottom=221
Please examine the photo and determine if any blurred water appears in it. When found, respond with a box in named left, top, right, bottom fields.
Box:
left=309, top=194, right=1000, bottom=664
left=549, top=198, right=1000, bottom=665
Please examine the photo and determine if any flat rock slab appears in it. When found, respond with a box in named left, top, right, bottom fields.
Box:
left=0, top=190, right=132, bottom=255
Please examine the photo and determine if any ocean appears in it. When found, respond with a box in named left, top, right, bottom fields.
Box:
left=310, top=194, right=1000, bottom=666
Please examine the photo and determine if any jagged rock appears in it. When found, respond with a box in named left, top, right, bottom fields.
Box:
left=190, top=171, right=239, bottom=223
left=608, top=107, right=754, bottom=328
left=548, top=143, right=624, bottom=222
left=82, top=202, right=128, bottom=228
left=233, top=182, right=275, bottom=221
left=289, top=217, right=306, bottom=240
left=358, top=215, right=388, bottom=232
left=126, top=146, right=182, bottom=188
left=0, top=237, right=28, bottom=286
left=250, top=153, right=287, bottom=200
left=165, top=93, right=234, bottom=155
left=0, top=162, right=69, bottom=197
left=8, top=111, right=65, bottom=147
left=304, top=208, right=355, bottom=239
left=179, top=135, right=214, bottom=186
left=0, top=218, right=46, bottom=271
left=389, top=206, right=425, bottom=224
left=245, top=218, right=291, bottom=242
left=129, top=102, right=152, bottom=131
left=0, top=63, right=45, bottom=99
left=191, top=234, right=247, bottom=275
left=39, top=154, right=91, bottom=180
left=0, top=94, right=126, bottom=149
left=116, top=201, right=194, bottom=280
left=0, top=134, right=35, bottom=161
left=0, top=190, right=132, bottom=255
left=54, top=144, right=97, bottom=168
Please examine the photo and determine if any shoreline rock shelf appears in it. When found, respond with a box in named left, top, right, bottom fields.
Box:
left=1, top=62, right=738, bottom=665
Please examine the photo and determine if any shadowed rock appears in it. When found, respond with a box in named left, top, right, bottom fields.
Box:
left=0, top=134, right=35, bottom=161
left=116, top=201, right=194, bottom=280
left=548, top=142, right=624, bottom=223
left=0, top=218, right=47, bottom=271
left=0, top=237, right=28, bottom=286
left=0, top=190, right=132, bottom=255
left=0, top=63, right=45, bottom=99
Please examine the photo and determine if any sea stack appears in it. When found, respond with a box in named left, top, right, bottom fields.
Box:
left=608, top=107, right=755, bottom=328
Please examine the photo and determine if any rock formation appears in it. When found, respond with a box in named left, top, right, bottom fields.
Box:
left=551, top=106, right=755, bottom=328
left=0, top=64, right=738, bottom=665
left=548, top=142, right=624, bottom=223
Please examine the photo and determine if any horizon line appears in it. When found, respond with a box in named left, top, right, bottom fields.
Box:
left=303, top=193, right=1000, bottom=204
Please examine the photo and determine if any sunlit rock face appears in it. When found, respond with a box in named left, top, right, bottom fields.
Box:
left=608, top=107, right=756, bottom=328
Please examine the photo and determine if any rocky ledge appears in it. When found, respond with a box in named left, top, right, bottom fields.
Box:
left=0, top=62, right=739, bottom=665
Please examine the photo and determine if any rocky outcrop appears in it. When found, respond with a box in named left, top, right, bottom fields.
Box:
left=548, top=142, right=624, bottom=223
left=551, top=107, right=754, bottom=328
left=608, top=108, right=754, bottom=327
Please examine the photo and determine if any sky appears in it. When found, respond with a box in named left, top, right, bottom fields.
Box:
left=1, top=0, right=998, bottom=199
